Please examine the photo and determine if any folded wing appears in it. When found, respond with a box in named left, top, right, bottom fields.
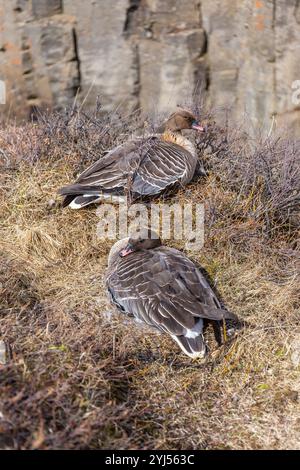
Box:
left=58, top=137, right=197, bottom=206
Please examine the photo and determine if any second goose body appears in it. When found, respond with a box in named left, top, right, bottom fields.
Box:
left=106, top=229, right=238, bottom=359
left=58, top=109, right=205, bottom=209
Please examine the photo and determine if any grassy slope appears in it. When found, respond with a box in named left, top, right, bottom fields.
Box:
left=0, top=109, right=299, bottom=449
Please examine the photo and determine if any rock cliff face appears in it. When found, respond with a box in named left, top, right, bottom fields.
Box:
left=0, top=0, right=299, bottom=132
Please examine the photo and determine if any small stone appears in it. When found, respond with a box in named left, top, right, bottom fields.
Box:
left=0, top=340, right=8, bottom=365
left=102, top=310, right=113, bottom=321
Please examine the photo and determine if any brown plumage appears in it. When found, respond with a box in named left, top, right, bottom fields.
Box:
left=105, top=229, right=238, bottom=359
left=58, top=109, right=205, bottom=209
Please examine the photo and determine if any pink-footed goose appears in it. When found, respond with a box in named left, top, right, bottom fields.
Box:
left=58, top=109, right=205, bottom=209
left=105, top=229, right=238, bottom=359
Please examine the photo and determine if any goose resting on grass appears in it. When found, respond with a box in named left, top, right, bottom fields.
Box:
left=105, top=229, right=238, bottom=359
left=58, top=109, right=205, bottom=209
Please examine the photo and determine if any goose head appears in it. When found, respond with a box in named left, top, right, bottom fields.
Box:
left=119, top=228, right=162, bottom=257
left=164, top=109, right=205, bottom=133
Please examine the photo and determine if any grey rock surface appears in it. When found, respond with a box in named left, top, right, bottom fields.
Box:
left=0, top=0, right=299, bottom=133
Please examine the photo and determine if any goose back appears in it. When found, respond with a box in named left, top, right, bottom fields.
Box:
left=106, top=244, right=237, bottom=357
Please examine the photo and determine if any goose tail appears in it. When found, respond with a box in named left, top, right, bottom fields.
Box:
left=172, top=319, right=207, bottom=359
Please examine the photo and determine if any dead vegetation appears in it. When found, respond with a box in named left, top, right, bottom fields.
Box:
left=0, top=104, right=299, bottom=449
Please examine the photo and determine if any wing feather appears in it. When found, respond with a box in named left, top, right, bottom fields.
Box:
left=106, top=248, right=237, bottom=339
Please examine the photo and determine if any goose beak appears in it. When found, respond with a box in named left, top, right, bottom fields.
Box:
left=192, top=120, right=206, bottom=132
left=119, top=243, right=135, bottom=257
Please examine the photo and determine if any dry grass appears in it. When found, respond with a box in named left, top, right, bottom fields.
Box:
left=0, top=105, right=299, bottom=449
